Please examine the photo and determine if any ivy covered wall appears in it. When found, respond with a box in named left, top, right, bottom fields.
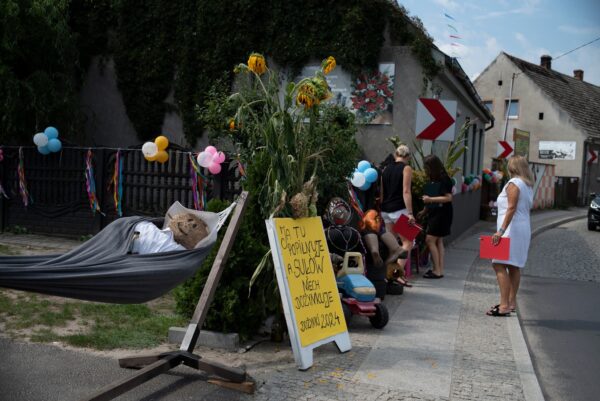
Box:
left=1, top=0, right=439, bottom=144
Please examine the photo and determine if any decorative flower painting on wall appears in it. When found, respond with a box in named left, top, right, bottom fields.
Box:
left=350, top=63, right=395, bottom=125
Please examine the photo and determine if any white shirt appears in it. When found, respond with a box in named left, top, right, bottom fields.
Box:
left=131, top=222, right=186, bottom=254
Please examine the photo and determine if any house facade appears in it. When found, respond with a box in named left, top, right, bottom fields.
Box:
left=474, top=52, right=600, bottom=205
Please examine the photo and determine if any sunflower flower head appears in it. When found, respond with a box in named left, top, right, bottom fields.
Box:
left=322, top=56, right=336, bottom=75
left=247, top=53, right=267, bottom=75
left=296, top=82, right=319, bottom=109
left=312, top=77, right=332, bottom=102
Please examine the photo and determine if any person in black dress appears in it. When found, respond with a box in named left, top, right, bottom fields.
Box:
left=420, top=155, right=453, bottom=279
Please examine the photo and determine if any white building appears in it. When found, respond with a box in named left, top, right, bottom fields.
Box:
left=475, top=52, right=600, bottom=204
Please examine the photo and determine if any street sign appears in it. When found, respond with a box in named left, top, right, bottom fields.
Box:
left=497, top=140, right=514, bottom=159
left=587, top=148, right=598, bottom=164
left=416, top=98, right=456, bottom=141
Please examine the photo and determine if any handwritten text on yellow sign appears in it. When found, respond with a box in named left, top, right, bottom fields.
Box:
left=274, top=217, right=347, bottom=347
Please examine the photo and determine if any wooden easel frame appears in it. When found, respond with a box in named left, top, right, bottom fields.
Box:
left=83, top=191, right=252, bottom=401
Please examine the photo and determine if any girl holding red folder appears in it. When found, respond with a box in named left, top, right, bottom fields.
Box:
left=487, top=156, right=534, bottom=317
left=420, top=155, right=454, bottom=279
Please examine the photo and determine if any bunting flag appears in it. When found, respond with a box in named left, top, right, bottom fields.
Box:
left=188, top=153, right=207, bottom=210
left=84, top=149, right=103, bottom=215
left=346, top=182, right=365, bottom=219
left=17, top=147, right=32, bottom=207
left=447, top=24, right=458, bottom=32
left=444, top=13, right=456, bottom=21
left=110, top=150, right=123, bottom=216
left=451, top=42, right=461, bottom=46
left=450, top=34, right=462, bottom=39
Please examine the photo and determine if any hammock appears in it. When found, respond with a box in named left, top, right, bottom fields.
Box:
left=0, top=202, right=236, bottom=304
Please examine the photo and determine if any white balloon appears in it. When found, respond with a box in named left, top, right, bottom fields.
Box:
left=350, top=172, right=366, bottom=187
left=197, top=151, right=213, bottom=168
left=142, top=142, right=158, bottom=157
left=33, top=133, right=48, bottom=147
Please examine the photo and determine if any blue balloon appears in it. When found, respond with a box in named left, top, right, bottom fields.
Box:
left=359, top=181, right=371, bottom=191
left=364, top=167, right=378, bottom=183
left=38, top=145, right=51, bottom=155
left=357, top=160, right=371, bottom=173
left=44, top=126, right=59, bottom=139
left=47, top=138, right=62, bottom=152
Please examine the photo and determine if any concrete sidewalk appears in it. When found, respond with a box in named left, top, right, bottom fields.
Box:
left=0, top=208, right=587, bottom=401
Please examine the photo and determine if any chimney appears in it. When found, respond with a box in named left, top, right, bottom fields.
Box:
left=574, top=69, right=584, bottom=81
left=540, top=55, right=552, bottom=69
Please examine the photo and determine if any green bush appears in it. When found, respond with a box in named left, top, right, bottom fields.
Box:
left=173, top=198, right=275, bottom=340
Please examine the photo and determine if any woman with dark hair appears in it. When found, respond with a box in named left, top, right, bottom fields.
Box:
left=420, top=155, right=453, bottom=279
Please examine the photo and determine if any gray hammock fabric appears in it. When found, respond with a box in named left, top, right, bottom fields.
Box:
left=0, top=216, right=217, bottom=304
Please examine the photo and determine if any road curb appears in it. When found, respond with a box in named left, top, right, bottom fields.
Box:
left=531, top=214, right=587, bottom=239
left=512, top=212, right=585, bottom=401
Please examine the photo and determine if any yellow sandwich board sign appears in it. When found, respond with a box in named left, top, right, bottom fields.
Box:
left=266, top=217, right=351, bottom=369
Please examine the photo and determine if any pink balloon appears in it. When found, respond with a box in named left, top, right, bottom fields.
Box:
left=213, top=151, right=226, bottom=164
left=205, top=146, right=218, bottom=155
left=208, top=163, right=222, bottom=175
left=197, top=151, right=212, bottom=168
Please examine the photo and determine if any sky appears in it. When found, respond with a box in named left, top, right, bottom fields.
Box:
left=399, top=0, right=600, bottom=86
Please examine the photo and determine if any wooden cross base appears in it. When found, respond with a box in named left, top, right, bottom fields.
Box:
left=82, top=192, right=252, bottom=401
left=85, top=350, right=250, bottom=401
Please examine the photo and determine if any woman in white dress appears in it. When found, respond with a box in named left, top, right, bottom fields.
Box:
left=487, top=156, right=534, bottom=316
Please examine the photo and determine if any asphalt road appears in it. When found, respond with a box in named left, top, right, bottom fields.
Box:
left=519, top=218, right=600, bottom=401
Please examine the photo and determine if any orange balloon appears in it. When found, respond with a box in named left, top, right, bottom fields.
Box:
left=156, top=150, right=169, bottom=164
left=155, top=135, right=169, bottom=151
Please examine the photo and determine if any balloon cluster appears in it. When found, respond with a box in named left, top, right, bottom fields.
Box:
left=33, top=127, right=62, bottom=155
left=462, top=174, right=481, bottom=192
left=196, top=146, right=226, bottom=175
left=350, top=160, right=378, bottom=191
left=482, top=168, right=503, bottom=184
left=142, top=136, right=169, bottom=163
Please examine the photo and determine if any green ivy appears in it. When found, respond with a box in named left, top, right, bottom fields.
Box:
left=0, top=0, right=83, bottom=144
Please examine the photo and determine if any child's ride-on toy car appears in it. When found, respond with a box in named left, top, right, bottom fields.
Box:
left=336, top=252, right=389, bottom=329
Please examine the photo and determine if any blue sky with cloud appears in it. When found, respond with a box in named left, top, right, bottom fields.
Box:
left=399, top=0, right=600, bottom=85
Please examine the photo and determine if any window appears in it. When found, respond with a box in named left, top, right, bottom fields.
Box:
left=539, top=112, right=544, bottom=120
left=483, top=101, right=493, bottom=112
left=504, top=99, right=519, bottom=119
left=498, top=80, right=503, bottom=86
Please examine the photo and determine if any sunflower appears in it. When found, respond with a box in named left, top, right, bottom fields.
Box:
left=247, top=53, right=267, bottom=75
left=296, top=82, right=318, bottom=108
left=228, top=118, right=236, bottom=131
left=322, top=56, right=336, bottom=75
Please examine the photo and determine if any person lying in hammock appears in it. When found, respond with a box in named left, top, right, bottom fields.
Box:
left=131, top=213, right=209, bottom=254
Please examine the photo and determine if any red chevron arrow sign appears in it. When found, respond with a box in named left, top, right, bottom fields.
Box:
left=416, top=98, right=457, bottom=141
left=588, top=148, right=598, bottom=164
left=497, top=141, right=514, bottom=159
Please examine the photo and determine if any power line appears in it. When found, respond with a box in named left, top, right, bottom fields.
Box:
left=553, top=36, right=600, bottom=61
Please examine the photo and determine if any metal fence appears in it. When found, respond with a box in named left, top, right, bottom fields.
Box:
left=0, top=147, right=239, bottom=237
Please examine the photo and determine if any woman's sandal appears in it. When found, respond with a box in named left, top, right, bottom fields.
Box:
left=423, top=270, right=443, bottom=279
left=486, top=305, right=511, bottom=317
left=491, top=304, right=516, bottom=313
left=396, top=277, right=413, bottom=287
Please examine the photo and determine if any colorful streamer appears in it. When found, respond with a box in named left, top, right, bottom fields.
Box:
left=447, top=24, right=458, bottom=32
left=84, top=149, right=103, bottom=215
left=449, top=34, right=462, bottom=39
left=17, top=147, right=32, bottom=206
left=188, top=153, right=207, bottom=210
left=347, top=182, right=365, bottom=219
left=444, top=13, right=456, bottom=21
left=110, top=150, right=123, bottom=216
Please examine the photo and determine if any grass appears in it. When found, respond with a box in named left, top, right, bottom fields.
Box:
left=0, top=244, right=20, bottom=255
left=0, top=291, right=187, bottom=350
